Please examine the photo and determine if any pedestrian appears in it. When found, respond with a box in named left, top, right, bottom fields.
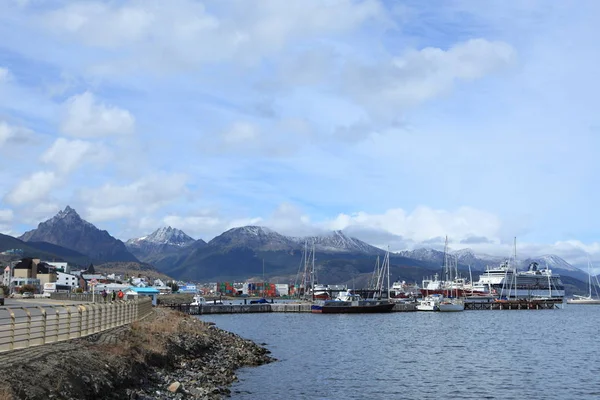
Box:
left=101, top=290, right=107, bottom=302
left=111, top=291, right=116, bottom=302
left=117, top=289, right=124, bottom=300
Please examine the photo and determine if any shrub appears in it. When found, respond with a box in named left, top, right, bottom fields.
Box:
left=19, top=284, right=36, bottom=294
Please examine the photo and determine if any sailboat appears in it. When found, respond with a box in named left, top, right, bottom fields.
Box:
left=311, top=248, right=395, bottom=313
left=567, top=260, right=600, bottom=304
left=438, top=239, right=464, bottom=312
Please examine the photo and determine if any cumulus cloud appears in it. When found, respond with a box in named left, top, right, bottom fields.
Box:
left=80, top=172, right=188, bottom=210
left=0, top=209, right=14, bottom=222
left=4, top=171, right=59, bottom=205
left=324, top=206, right=502, bottom=245
left=86, top=204, right=137, bottom=222
left=39, top=0, right=385, bottom=72
left=0, top=121, right=35, bottom=147
left=41, top=137, right=106, bottom=173
left=343, top=38, right=516, bottom=124
left=0, top=67, right=10, bottom=83
left=61, top=92, right=135, bottom=137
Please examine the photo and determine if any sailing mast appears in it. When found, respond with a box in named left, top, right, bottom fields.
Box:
left=311, top=241, right=315, bottom=302
left=386, top=246, right=390, bottom=301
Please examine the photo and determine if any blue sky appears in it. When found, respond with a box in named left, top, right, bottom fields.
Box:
left=1, top=0, right=599, bottom=266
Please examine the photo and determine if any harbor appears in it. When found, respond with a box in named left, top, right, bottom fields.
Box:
left=162, top=298, right=563, bottom=314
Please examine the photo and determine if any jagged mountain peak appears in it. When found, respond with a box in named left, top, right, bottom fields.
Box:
left=18, top=206, right=138, bottom=263
left=130, top=226, right=195, bottom=247
left=226, top=226, right=275, bottom=235
left=524, top=254, right=578, bottom=271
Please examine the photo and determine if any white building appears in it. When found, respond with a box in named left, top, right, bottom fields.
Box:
left=275, top=284, right=289, bottom=297
left=57, top=272, right=79, bottom=289
left=3, top=266, right=11, bottom=286
left=45, top=261, right=69, bottom=274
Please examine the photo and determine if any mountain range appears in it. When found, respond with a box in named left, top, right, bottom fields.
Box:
left=0, top=206, right=593, bottom=294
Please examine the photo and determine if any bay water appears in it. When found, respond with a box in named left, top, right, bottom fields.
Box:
left=200, top=305, right=600, bottom=399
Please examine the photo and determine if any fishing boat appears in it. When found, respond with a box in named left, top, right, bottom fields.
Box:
left=567, top=260, right=600, bottom=304
left=416, top=294, right=443, bottom=311
left=311, top=291, right=395, bottom=313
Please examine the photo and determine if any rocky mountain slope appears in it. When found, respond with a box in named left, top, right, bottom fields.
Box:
left=126, top=226, right=197, bottom=259
left=19, top=206, right=138, bottom=263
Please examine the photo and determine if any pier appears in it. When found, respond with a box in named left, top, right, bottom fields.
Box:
left=162, top=299, right=561, bottom=314
left=464, top=299, right=562, bottom=310
left=162, top=302, right=417, bottom=314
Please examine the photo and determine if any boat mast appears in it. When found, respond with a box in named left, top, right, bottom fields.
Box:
left=311, top=241, right=315, bottom=302
left=387, top=246, right=390, bottom=301
left=588, top=259, right=592, bottom=298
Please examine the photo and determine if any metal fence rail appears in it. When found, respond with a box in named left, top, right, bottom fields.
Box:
left=0, top=298, right=153, bottom=353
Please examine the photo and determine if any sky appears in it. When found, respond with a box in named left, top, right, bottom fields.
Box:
left=1, top=0, right=600, bottom=267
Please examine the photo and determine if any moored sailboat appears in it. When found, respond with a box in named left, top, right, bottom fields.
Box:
left=567, top=260, right=600, bottom=305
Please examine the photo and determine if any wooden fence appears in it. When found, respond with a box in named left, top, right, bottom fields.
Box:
left=0, top=298, right=153, bottom=353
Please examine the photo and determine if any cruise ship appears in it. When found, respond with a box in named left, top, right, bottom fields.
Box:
left=472, top=261, right=565, bottom=300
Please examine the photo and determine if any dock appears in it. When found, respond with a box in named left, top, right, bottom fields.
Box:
left=464, top=299, right=563, bottom=310
left=162, top=302, right=417, bottom=314
left=162, top=299, right=561, bottom=315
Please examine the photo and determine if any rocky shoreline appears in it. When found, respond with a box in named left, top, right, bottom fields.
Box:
left=0, top=308, right=274, bottom=399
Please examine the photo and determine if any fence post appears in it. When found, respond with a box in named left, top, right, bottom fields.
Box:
left=22, top=307, right=31, bottom=348
left=37, top=306, right=47, bottom=345
left=7, top=308, right=15, bottom=351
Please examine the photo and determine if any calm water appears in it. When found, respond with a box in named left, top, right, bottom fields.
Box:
left=200, top=305, right=600, bottom=400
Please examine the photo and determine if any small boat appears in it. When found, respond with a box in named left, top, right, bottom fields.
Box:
left=311, top=291, right=395, bottom=313
left=567, top=260, right=600, bottom=304
left=438, top=297, right=465, bottom=312
left=416, top=294, right=443, bottom=311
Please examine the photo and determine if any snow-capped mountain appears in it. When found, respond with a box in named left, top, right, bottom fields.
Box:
left=522, top=255, right=581, bottom=272
left=398, top=248, right=445, bottom=265
left=208, top=226, right=384, bottom=254
left=126, top=226, right=198, bottom=260
left=291, top=230, right=385, bottom=255
left=127, top=226, right=195, bottom=248
left=208, top=226, right=297, bottom=251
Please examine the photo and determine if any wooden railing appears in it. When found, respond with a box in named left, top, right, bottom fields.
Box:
left=0, top=298, right=153, bottom=353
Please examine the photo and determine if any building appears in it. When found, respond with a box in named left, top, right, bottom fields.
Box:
left=57, top=272, right=79, bottom=289
left=45, top=261, right=69, bottom=274
left=11, top=258, right=57, bottom=293
left=126, top=287, right=160, bottom=305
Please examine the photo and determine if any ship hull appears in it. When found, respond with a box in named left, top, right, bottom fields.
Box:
left=311, top=301, right=395, bottom=313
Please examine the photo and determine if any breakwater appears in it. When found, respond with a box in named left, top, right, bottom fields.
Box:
left=0, top=308, right=273, bottom=399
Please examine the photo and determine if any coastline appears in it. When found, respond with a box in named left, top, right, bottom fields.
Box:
left=0, top=308, right=274, bottom=399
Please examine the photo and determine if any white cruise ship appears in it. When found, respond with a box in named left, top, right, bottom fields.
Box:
left=472, top=261, right=565, bottom=300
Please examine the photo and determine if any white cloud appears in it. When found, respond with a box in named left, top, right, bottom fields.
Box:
left=61, top=92, right=135, bottom=137
left=86, top=204, right=137, bottom=222
left=324, top=206, right=502, bottom=245
left=39, top=0, right=385, bottom=72
left=80, top=172, right=188, bottom=210
left=222, top=122, right=259, bottom=146
left=0, top=67, right=10, bottom=83
left=0, top=121, right=34, bottom=147
left=4, top=171, right=59, bottom=205
left=0, top=209, right=14, bottom=222
left=344, top=38, right=516, bottom=123
left=41, top=137, right=105, bottom=173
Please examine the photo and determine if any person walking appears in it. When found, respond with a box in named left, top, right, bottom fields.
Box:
left=117, top=289, right=124, bottom=300
left=101, top=290, right=107, bottom=302
left=111, top=291, right=116, bottom=302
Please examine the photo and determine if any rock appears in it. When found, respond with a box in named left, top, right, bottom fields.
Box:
left=168, top=382, right=181, bottom=393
